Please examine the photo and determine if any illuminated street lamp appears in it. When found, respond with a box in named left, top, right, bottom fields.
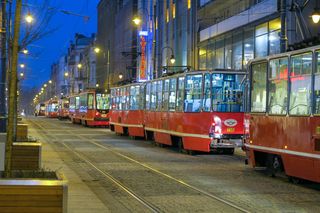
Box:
left=312, top=8, right=320, bottom=23
left=170, top=55, right=176, bottom=64
left=64, top=72, right=69, bottom=77
left=44, top=84, right=47, bottom=88
left=119, top=73, right=123, bottom=80
left=20, top=64, right=25, bottom=68
left=132, top=16, right=141, bottom=25
left=19, top=72, right=24, bottom=77
left=22, top=49, right=28, bottom=54
left=77, top=63, right=82, bottom=69
left=94, top=47, right=101, bottom=54
left=25, top=12, right=34, bottom=23
left=41, top=87, right=44, bottom=91
left=48, top=80, right=52, bottom=84
left=95, top=83, right=99, bottom=88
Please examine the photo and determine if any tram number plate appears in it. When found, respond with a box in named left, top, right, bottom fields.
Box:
left=101, top=114, right=106, bottom=117
left=227, top=128, right=235, bottom=133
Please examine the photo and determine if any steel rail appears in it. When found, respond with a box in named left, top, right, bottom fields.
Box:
left=29, top=119, right=250, bottom=213
left=28, top=119, right=160, bottom=213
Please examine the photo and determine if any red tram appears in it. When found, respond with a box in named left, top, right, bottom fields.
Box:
left=70, top=89, right=110, bottom=127
left=45, top=99, right=58, bottom=118
left=110, top=70, right=246, bottom=154
left=244, top=46, right=320, bottom=183
left=58, top=97, right=69, bottom=119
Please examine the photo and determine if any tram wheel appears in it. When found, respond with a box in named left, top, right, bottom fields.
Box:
left=187, top=150, right=195, bottom=155
left=289, top=176, right=302, bottom=184
left=224, top=148, right=234, bottom=155
left=177, top=139, right=184, bottom=153
left=266, top=154, right=283, bottom=177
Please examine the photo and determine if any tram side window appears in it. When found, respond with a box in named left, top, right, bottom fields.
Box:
left=120, top=88, right=125, bottom=110
left=75, top=96, right=80, bottom=110
left=69, top=97, right=75, bottom=112
left=169, top=78, right=177, bottom=111
left=268, top=57, right=288, bottom=115
left=203, top=74, right=211, bottom=112
left=88, top=93, right=94, bottom=110
left=184, top=74, right=203, bottom=112
left=130, top=86, right=140, bottom=110
left=115, top=89, right=120, bottom=110
left=251, top=62, right=267, bottom=112
left=163, top=79, right=170, bottom=111
left=145, top=83, right=151, bottom=110
left=157, top=81, right=163, bottom=111
left=289, top=52, right=312, bottom=115
left=80, top=94, right=87, bottom=112
left=212, top=74, right=243, bottom=112
left=176, top=77, right=185, bottom=111
left=139, top=85, right=145, bottom=110
left=151, top=82, right=157, bottom=110
left=315, top=51, right=320, bottom=114
left=96, top=94, right=110, bottom=110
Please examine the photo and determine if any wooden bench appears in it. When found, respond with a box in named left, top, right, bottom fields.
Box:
left=0, top=176, right=68, bottom=213
left=11, top=142, right=41, bottom=170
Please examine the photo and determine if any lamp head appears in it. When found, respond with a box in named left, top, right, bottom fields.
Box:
left=170, top=55, right=175, bottom=64
left=312, top=9, right=320, bottom=23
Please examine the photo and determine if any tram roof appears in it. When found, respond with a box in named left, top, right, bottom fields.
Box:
left=248, top=44, right=320, bottom=65
left=111, top=69, right=246, bottom=90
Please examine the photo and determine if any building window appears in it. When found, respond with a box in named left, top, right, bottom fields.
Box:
left=187, top=0, right=191, bottom=9
left=198, top=18, right=281, bottom=71
left=199, top=47, right=207, bottom=70
left=232, top=32, right=243, bottom=70
left=166, top=8, right=169, bottom=23
left=215, top=38, right=224, bottom=69
left=172, top=3, right=176, bottom=19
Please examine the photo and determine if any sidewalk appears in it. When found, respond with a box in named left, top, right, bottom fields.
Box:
left=33, top=133, right=111, bottom=213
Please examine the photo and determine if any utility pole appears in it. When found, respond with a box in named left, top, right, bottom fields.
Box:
left=0, top=0, right=7, bottom=132
left=5, top=0, right=22, bottom=177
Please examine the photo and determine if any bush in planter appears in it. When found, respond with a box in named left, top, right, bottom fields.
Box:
left=0, top=170, right=68, bottom=213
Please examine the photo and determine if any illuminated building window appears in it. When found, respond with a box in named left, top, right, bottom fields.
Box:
left=155, top=17, right=158, bottom=30
left=173, top=3, right=176, bottom=19
left=188, top=0, right=191, bottom=9
left=166, top=8, right=169, bottom=23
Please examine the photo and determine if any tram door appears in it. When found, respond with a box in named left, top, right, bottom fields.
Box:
left=161, top=79, right=170, bottom=130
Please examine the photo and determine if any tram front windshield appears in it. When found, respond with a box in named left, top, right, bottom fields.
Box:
left=96, top=94, right=110, bottom=110
left=211, top=74, right=244, bottom=112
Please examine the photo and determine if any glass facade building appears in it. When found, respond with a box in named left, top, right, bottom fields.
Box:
left=198, top=18, right=281, bottom=71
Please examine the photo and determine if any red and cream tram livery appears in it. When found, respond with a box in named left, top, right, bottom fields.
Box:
left=45, top=99, right=59, bottom=118
left=110, top=70, right=245, bottom=153
left=110, top=83, right=145, bottom=137
left=244, top=46, right=320, bottom=183
left=70, top=89, right=110, bottom=127
left=58, top=97, right=69, bottom=119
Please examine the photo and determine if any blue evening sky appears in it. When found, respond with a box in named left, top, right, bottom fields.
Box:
left=20, top=0, right=99, bottom=89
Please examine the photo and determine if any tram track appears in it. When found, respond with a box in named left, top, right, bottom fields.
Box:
left=28, top=118, right=251, bottom=213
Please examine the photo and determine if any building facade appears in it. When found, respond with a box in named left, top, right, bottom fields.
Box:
left=154, top=0, right=197, bottom=76
left=97, top=0, right=139, bottom=91
left=197, top=0, right=320, bottom=71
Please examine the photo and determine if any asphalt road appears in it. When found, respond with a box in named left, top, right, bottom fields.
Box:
left=26, top=116, right=320, bottom=213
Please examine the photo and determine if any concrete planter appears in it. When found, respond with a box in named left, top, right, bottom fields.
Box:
left=16, top=123, right=28, bottom=141
left=11, top=142, right=42, bottom=170
left=0, top=171, right=68, bottom=213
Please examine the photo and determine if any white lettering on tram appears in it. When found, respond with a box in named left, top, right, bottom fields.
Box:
left=245, top=144, right=320, bottom=159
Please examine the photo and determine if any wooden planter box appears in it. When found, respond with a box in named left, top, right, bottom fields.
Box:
left=0, top=172, right=68, bottom=213
left=11, top=142, right=41, bottom=170
left=16, top=124, right=28, bottom=141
